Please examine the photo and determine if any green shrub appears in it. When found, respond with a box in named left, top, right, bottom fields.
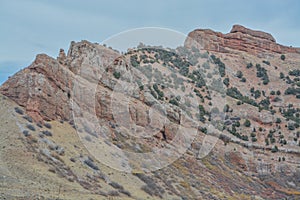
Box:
left=276, top=118, right=281, bottom=123
left=288, top=69, right=300, bottom=77
left=84, top=158, right=99, bottom=170
left=23, top=115, right=33, bottom=123
left=130, top=55, right=139, bottom=67
left=246, top=62, right=253, bottom=69
left=169, top=99, right=179, bottom=106
left=223, top=77, right=230, bottom=87
left=256, top=64, right=269, bottom=85
left=285, top=87, right=300, bottom=95
left=271, top=145, right=278, bottom=153
left=236, top=70, right=243, bottom=78
left=244, top=119, right=251, bottom=127
left=262, top=60, right=270, bottom=65
left=44, top=123, right=52, bottom=129
left=153, top=84, right=164, bottom=100
left=113, top=71, right=121, bottom=79
left=42, top=130, right=52, bottom=137
left=15, top=107, right=24, bottom=115
left=26, top=124, right=36, bottom=131
left=280, top=54, right=285, bottom=61
left=23, top=130, right=30, bottom=137
left=270, top=91, right=275, bottom=95
left=109, top=181, right=124, bottom=190
left=210, top=55, right=226, bottom=77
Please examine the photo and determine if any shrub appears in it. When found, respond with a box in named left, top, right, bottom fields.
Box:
left=107, top=190, right=119, bottom=196
left=113, top=71, right=121, bottom=79
left=153, top=84, right=164, bottom=100
left=44, top=123, right=52, bottom=129
left=119, top=189, right=131, bottom=197
left=285, top=87, right=300, bottom=95
left=14, top=107, right=24, bottom=115
left=135, top=173, right=164, bottom=197
left=262, top=60, right=270, bottom=65
left=241, top=135, right=249, bottom=141
left=130, top=55, right=139, bottom=68
left=270, top=91, right=275, bottom=95
left=36, top=122, right=43, bottom=128
left=280, top=54, right=286, bottom=61
left=84, top=158, right=99, bottom=170
left=42, top=130, right=52, bottom=137
left=253, top=90, right=261, bottom=99
left=244, top=119, right=251, bottom=127
left=265, top=138, right=269, bottom=146
left=288, top=123, right=295, bottom=130
left=210, top=55, right=226, bottom=77
left=26, top=124, right=36, bottom=131
left=246, top=62, right=253, bottom=69
left=223, top=104, right=230, bottom=112
left=141, top=185, right=155, bottom=196
left=236, top=70, right=243, bottom=78
left=169, top=99, right=179, bottom=106
left=23, top=130, right=30, bottom=137
left=288, top=69, right=300, bottom=77
left=23, top=115, right=33, bottom=123
left=276, top=90, right=281, bottom=95
left=223, top=77, right=230, bottom=87
left=256, top=64, right=269, bottom=85
left=271, top=145, right=279, bottom=153
left=109, top=181, right=124, bottom=190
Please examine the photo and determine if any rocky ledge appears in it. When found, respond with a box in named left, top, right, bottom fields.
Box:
left=185, top=24, right=300, bottom=55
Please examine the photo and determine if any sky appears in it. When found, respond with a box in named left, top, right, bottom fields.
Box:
left=1, top=0, right=300, bottom=84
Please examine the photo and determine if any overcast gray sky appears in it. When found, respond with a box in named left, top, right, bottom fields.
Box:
left=1, top=0, right=300, bottom=83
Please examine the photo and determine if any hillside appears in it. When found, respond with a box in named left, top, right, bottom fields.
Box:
left=0, top=25, right=299, bottom=199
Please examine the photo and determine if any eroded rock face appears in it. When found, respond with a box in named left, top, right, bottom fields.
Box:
left=0, top=54, right=73, bottom=122
left=185, top=24, right=300, bottom=55
left=0, top=40, right=120, bottom=122
left=230, top=24, right=276, bottom=42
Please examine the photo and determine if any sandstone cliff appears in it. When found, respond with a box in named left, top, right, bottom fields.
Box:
left=185, top=24, right=300, bottom=56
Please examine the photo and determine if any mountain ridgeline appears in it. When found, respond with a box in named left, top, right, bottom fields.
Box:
left=0, top=25, right=299, bottom=199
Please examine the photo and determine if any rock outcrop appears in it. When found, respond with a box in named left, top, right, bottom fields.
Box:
left=185, top=24, right=300, bottom=55
left=0, top=40, right=120, bottom=122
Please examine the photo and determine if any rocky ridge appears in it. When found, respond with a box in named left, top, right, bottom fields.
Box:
left=0, top=25, right=300, bottom=199
left=185, top=24, right=300, bottom=56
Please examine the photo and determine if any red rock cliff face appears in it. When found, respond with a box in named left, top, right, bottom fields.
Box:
left=185, top=24, right=300, bottom=55
left=0, top=40, right=120, bottom=122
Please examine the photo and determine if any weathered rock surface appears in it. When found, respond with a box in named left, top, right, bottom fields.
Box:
left=185, top=24, right=300, bottom=55
left=0, top=40, right=120, bottom=122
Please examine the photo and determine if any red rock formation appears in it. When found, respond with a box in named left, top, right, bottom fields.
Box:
left=185, top=24, right=300, bottom=55
left=0, top=40, right=119, bottom=122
